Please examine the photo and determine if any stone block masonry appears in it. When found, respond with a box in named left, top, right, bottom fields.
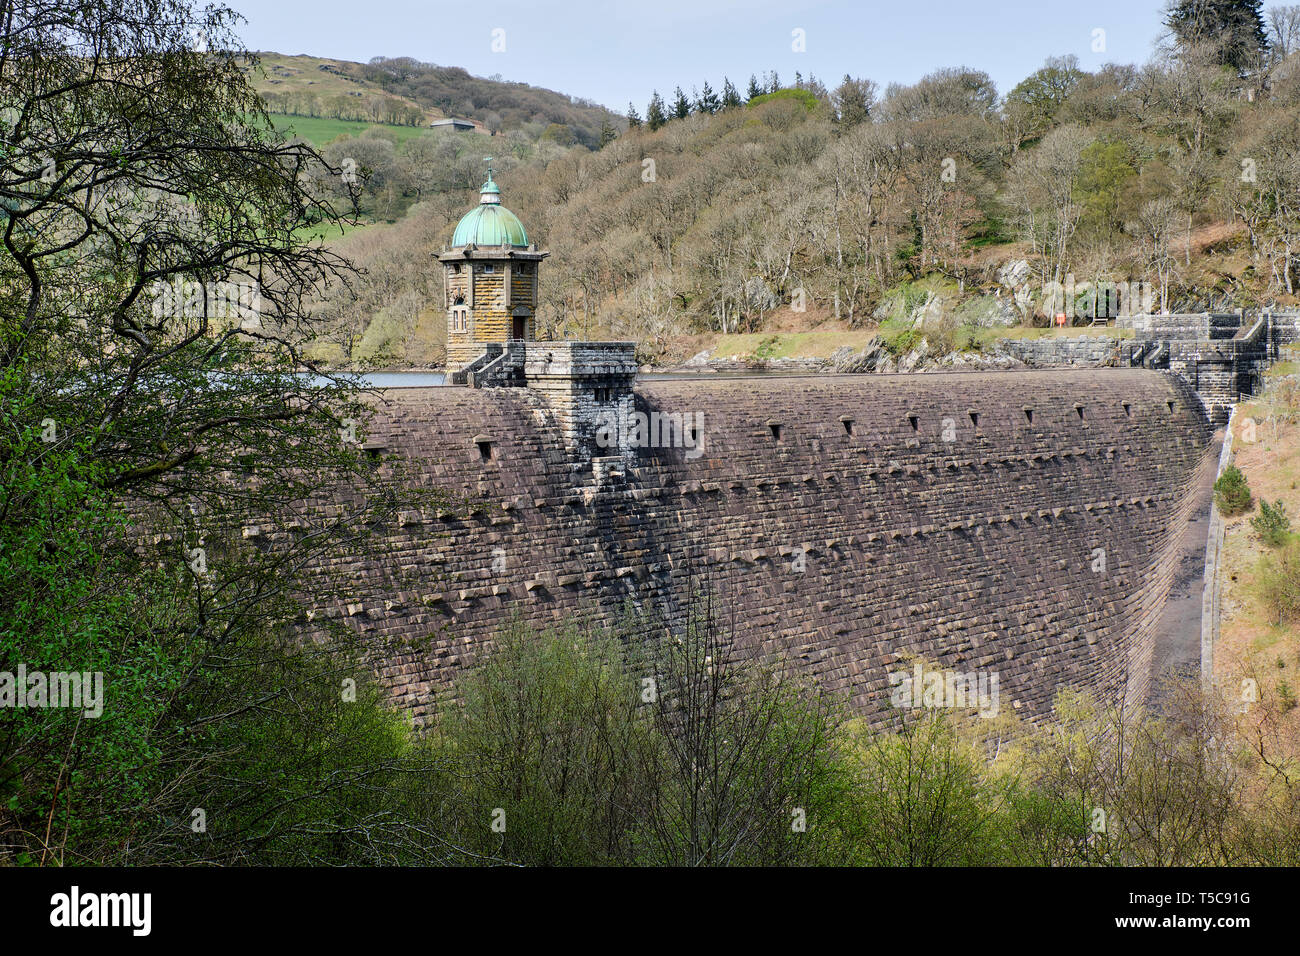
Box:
left=301, top=369, right=1215, bottom=728
left=995, top=336, right=1123, bottom=367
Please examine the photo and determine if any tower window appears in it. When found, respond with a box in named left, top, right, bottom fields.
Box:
left=483, top=264, right=496, bottom=273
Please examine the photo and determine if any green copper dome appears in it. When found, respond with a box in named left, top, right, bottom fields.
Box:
left=451, top=170, right=529, bottom=248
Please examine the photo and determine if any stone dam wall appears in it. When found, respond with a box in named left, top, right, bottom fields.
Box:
left=309, top=369, right=1216, bottom=726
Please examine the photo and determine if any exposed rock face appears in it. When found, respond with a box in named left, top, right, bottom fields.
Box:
left=306, top=370, right=1214, bottom=727
left=829, top=338, right=1023, bottom=374
left=830, top=338, right=889, bottom=373
left=896, top=341, right=931, bottom=372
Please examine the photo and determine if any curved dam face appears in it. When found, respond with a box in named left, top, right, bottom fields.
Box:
left=323, top=369, right=1215, bottom=725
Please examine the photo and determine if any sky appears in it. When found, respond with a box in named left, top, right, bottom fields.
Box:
left=228, top=0, right=1172, bottom=112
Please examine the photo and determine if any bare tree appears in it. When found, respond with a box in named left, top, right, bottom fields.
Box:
left=1007, top=125, right=1092, bottom=292
left=1268, top=4, right=1300, bottom=58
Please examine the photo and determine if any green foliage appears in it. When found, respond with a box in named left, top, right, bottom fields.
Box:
left=646, top=91, right=667, bottom=131
left=671, top=86, right=691, bottom=120
left=435, top=606, right=857, bottom=866
left=540, top=122, right=576, bottom=146
left=0, top=0, right=446, bottom=866
left=0, top=370, right=179, bottom=860
left=846, top=715, right=1004, bottom=865
left=436, top=621, right=653, bottom=865
left=1005, top=55, right=1084, bottom=136
left=1278, top=680, right=1298, bottom=712
left=721, top=78, right=742, bottom=110
left=899, top=281, right=930, bottom=316
left=747, top=335, right=781, bottom=363
left=1166, top=0, right=1268, bottom=70
left=1075, top=139, right=1138, bottom=235
left=421, top=644, right=1300, bottom=866
left=1215, top=465, right=1254, bottom=516
left=886, top=328, right=923, bottom=356
left=746, top=87, right=820, bottom=113
left=1251, top=498, right=1291, bottom=545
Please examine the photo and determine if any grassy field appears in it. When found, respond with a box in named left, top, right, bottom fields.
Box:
left=704, top=323, right=1133, bottom=362
left=295, top=217, right=380, bottom=243
left=247, top=52, right=430, bottom=116
left=709, top=331, right=882, bottom=360
left=267, top=114, right=435, bottom=148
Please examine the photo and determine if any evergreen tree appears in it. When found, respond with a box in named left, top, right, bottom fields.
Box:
left=746, top=74, right=762, bottom=101
left=696, top=80, right=720, bottom=114
left=626, top=102, right=642, bottom=129
left=1166, top=0, right=1268, bottom=70
left=832, top=74, right=875, bottom=128
left=721, top=77, right=742, bottom=109
left=599, top=118, right=617, bottom=148
left=646, top=91, right=667, bottom=130
left=768, top=70, right=781, bottom=92
left=672, top=86, right=691, bottom=119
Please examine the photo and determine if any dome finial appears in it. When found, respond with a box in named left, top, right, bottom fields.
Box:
left=480, top=156, right=501, bottom=204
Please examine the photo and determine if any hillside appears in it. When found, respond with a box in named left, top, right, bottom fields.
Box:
left=299, top=48, right=1300, bottom=368
left=249, top=53, right=432, bottom=125
left=248, top=52, right=621, bottom=148
left=359, top=57, right=622, bottom=149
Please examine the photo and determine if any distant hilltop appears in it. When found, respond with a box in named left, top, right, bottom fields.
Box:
left=245, top=52, right=622, bottom=148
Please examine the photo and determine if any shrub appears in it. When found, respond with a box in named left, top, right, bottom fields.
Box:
left=1278, top=680, right=1298, bottom=712
left=887, top=327, right=923, bottom=356
left=437, top=606, right=857, bottom=866
left=1214, top=465, right=1254, bottom=516
left=1259, top=541, right=1300, bottom=626
left=746, top=334, right=781, bottom=364
left=1251, top=499, right=1292, bottom=546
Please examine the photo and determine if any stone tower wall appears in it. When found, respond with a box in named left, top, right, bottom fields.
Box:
left=442, top=259, right=541, bottom=371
